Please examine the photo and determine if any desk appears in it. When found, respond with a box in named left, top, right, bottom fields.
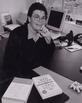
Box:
left=1, top=47, right=82, bottom=103
left=43, top=48, right=82, bottom=83
left=33, top=66, right=82, bottom=103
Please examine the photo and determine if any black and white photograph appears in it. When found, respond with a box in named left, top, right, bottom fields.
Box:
left=0, top=0, right=82, bottom=103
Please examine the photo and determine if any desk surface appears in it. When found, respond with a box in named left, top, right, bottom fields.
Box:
left=0, top=45, right=82, bottom=103
left=43, top=48, right=82, bottom=83
left=33, top=66, right=82, bottom=103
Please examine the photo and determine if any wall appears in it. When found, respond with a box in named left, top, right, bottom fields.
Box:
left=63, top=21, right=82, bottom=35
left=0, top=0, right=35, bottom=33
left=0, top=0, right=63, bottom=21
left=0, top=0, right=82, bottom=35
left=62, top=0, right=82, bottom=35
left=0, top=0, right=35, bottom=22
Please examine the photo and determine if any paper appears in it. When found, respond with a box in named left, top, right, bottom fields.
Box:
left=4, top=24, right=20, bottom=30
left=65, top=42, right=82, bottom=52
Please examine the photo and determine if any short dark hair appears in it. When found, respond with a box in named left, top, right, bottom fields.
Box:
left=27, top=2, right=47, bottom=19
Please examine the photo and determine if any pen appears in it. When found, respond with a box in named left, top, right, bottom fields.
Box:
left=67, top=47, right=74, bottom=49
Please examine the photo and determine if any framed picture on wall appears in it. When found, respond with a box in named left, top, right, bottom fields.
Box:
left=0, top=13, right=13, bottom=26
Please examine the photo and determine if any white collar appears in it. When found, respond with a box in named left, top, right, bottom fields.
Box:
left=28, top=23, right=42, bottom=42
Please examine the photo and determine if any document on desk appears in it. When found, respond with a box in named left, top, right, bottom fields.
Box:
left=65, top=42, right=82, bottom=52
left=32, top=74, right=62, bottom=100
left=2, top=77, right=33, bottom=103
left=4, top=24, right=20, bottom=30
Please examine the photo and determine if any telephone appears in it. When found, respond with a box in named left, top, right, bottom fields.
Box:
left=39, top=25, right=51, bottom=37
left=58, top=30, right=73, bottom=46
left=74, top=33, right=82, bottom=46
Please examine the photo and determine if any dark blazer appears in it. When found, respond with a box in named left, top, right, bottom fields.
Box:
left=2, top=23, right=55, bottom=77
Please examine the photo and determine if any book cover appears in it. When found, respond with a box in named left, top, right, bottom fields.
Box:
left=32, top=74, right=62, bottom=100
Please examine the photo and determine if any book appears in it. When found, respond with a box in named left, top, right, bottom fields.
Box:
left=2, top=77, right=33, bottom=103
left=32, top=74, right=62, bottom=100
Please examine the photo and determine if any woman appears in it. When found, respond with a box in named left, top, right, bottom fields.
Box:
left=2, top=2, right=55, bottom=78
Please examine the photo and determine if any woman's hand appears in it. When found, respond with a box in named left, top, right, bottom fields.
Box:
left=39, top=25, right=51, bottom=44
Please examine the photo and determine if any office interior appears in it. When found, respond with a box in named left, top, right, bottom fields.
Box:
left=0, top=0, right=82, bottom=103
left=0, top=0, right=82, bottom=82
left=0, top=0, right=82, bottom=77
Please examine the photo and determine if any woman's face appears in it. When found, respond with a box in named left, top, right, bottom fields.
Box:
left=28, top=10, right=46, bottom=31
